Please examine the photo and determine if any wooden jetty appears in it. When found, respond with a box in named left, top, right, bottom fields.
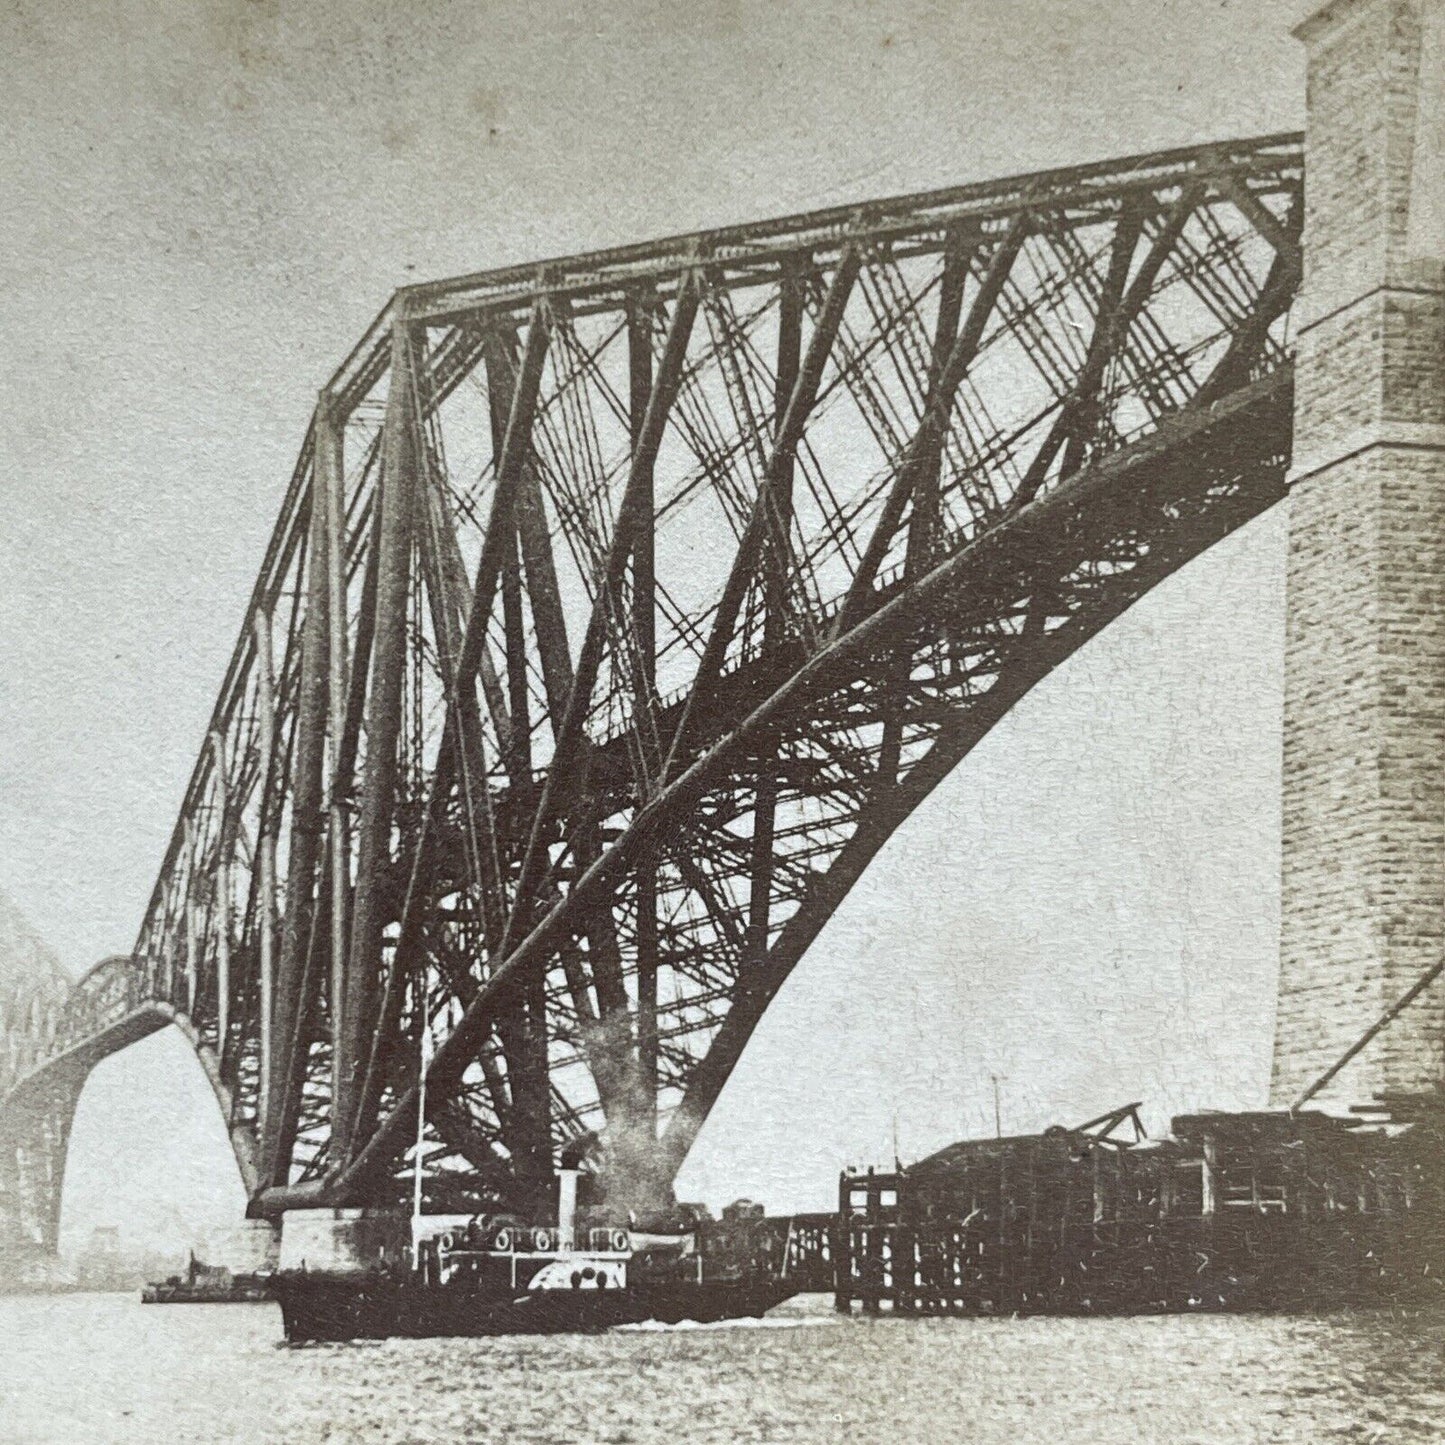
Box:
left=771, top=1102, right=1445, bottom=1316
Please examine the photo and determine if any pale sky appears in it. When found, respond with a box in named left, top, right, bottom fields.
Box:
left=0, top=0, right=1316, bottom=1246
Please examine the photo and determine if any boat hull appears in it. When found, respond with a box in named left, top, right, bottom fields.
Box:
left=268, top=1270, right=798, bottom=1342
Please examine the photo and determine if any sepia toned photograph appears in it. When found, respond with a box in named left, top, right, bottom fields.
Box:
left=2, top=0, right=1442, bottom=1439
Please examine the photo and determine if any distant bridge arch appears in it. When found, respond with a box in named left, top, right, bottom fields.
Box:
left=0, top=956, right=257, bottom=1256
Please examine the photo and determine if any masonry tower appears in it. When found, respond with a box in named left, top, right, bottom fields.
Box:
left=1273, top=0, right=1445, bottom=1108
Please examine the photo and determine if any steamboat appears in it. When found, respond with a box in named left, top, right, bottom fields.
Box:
left=268, top=1169, right=798, bottom=1342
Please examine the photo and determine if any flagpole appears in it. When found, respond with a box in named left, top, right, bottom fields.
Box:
left=411, top=1024, right=432, bottom=1269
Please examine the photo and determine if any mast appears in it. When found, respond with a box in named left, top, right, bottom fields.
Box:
left=411, top=1025, right=432, bottom=1269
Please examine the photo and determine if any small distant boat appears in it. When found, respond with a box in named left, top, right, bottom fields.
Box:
left=143, top=1253, right=268, bottom=1304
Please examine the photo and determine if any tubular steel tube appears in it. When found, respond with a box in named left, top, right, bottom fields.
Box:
left=336, top=324, right=420, bottom=1159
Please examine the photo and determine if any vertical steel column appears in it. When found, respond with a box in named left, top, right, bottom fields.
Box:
left=906, top=231, right=970, bottom=575
left=627, top=292, right=659, bottom=719
left=879, top=233, right=972, bottom=783
left=261, top=448, right=331, bottom=1184
left=628, top=291, right=660, bottom=1123
left=316, top=392, right=350, bottom=1117
left=481, top=326, right=574, bottom=736
left=473, top=326, right=531, bottom=786
left=337, top=320, right=420, bottom=1161
left=183, top=818, right=199, bottom=1015
left=500, top=529, right=531, bottom=784
left=480, top=330, right=533, bottom=791
left=159, top=877, right=174, bottom=1001
left=746, top=260, right=804, bottom=968
left=479, top=329, right=552, bottom=1175
left=253, top=609, right=278, bottom=1139
left=514, top=453, right=574, bottom=728
left=209, top=730, right=232, bottom=1068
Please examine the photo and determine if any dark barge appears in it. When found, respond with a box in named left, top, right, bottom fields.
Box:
left=269, top=1250, right=794, bottom=1342
left=267, top=1175, right=801, bottom=1342
left=819, top=1102, right=1445, bottom=1316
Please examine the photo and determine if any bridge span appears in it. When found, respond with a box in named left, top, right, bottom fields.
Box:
left=3, top=0, right=1441, bottom=1276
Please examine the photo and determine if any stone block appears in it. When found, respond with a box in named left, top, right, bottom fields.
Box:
left=277, top=1209, right=407, bottom=1274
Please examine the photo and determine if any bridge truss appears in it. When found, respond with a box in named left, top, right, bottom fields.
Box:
left=5, top=133, right=1304, bottom=1222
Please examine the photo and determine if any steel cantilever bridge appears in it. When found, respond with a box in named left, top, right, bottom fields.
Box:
left=1, top=133, right=1302, bottom=1245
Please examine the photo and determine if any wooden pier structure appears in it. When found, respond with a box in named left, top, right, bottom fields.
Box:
left=756, top=1103, right=1445, bottom=1317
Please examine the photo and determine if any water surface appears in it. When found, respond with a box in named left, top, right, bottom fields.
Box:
left=2, top=1292, right=1441, bottom=1443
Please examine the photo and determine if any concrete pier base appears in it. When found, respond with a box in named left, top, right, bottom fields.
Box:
left=199, top=1220, right=280, bottom=1274
left=277, top=1209, right=407, bottom=1274
left=0, top=1242, right=75, bottom=1294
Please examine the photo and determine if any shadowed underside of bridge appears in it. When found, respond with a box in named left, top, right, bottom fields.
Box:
left=2, top=133, right=1303, bottom=1226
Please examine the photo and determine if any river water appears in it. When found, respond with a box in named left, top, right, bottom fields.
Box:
left=1, top=1292, right=1442, bottom=1443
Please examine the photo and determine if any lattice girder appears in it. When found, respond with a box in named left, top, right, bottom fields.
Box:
left=9, top=135, right=1300, bottom=1215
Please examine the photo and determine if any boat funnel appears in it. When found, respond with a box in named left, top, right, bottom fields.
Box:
left=557, top=1168, right=579, bottom=1252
